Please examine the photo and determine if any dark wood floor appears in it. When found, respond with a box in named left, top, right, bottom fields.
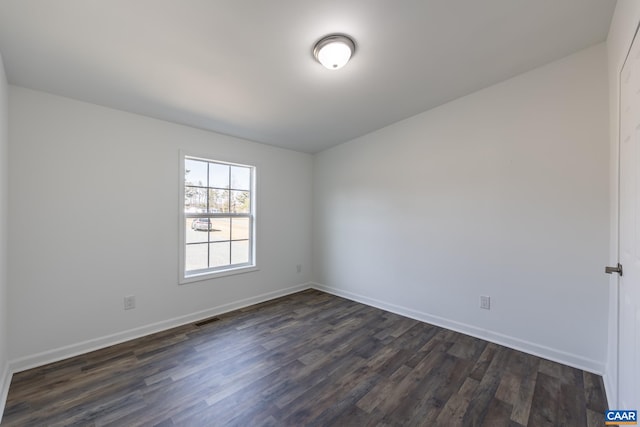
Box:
left=2, top=290, right=608, bottom=426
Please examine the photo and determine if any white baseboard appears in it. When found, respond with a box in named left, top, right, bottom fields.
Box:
left=5, top=280, right=606, bottom=415
left=9, top=283, right=313, bottom=374
left=311, top=282, right=605, bottom=375
left=0, top=361, right=11, bottom=423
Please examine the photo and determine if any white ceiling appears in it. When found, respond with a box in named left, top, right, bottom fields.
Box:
left=0, top=1, right=616, bottom=153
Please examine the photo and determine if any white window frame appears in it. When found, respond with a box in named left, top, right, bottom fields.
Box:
left=179, top=151, right=257, bottom=284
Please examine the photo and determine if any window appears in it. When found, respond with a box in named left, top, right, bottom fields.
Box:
left=180, top=154, right=256, bottom=282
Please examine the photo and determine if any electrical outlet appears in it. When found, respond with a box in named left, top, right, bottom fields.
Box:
left=296, top=264, right=302, bottom=274
left=124, top=295, right=136, bottom=310
left=480, top=296, right=490, bottom=310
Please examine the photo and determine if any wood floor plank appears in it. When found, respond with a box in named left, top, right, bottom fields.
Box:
left=402, top=355, right=474, bottom=426
left=481, top=397, right=513, bottom=427
left=510, top=365, right=538, bottom=425
left=557, top=382, right=587, bottom=427
left=495, top=371, right=521, bottom=405
left=469, top=342, right=499, bottom=381
left=462, top=345, right=511, bottom=426
left=583, top=371, right=608, bottom=413
left=1, top=290, right=608, bottom=426
left=586, top=407, right=606, bottom=427
left=527, top=372, right=561, bottom=426
left=435, top=376, right=480, bottom=426
left=374, top=342, right=450, bottom=416
left=386, top=351, right=457, bottom=424
left=356, top=364, right=412, bottom=414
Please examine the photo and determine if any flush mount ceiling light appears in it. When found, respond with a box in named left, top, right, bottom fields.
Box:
left=313, top=34, right=356, bottom=70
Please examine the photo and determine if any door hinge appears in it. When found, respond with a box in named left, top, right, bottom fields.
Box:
left=605, top=263, right=623, bottom=276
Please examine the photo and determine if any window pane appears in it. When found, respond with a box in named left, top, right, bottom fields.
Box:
left=231, top=166, right=251, bottom=191
left=231, top=217, right=250, bottom=240
left=210, top=242, right=230, bottom=268
left=209, top=218, right=230, bottom=242
left=186, top=244, right=208, bottom=271
left=230, top=191, right=250, bottom=213
left=186, top=219, right=208, bottom=243
left=209, top=163, right=229, bottom=189
left=231, top=240, right=249, bottom=265
left=185, top=187, right=208, bottom=212
left=183, top=155, right=255, bottom=280
left=185, top=159, right=208, bottom=187
left=209, top=189, right=229, bottom=213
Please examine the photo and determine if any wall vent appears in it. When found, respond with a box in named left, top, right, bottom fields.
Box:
left=194, top=317, right=221, bottom=327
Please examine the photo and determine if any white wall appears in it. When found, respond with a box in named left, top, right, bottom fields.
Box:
left=8, top=87, right=313, bottom=368
left=0, top=52, right=10, bottom=416
left=605, top=0, right=640, bottom=408
left=313, top=44, right=609, bottom=373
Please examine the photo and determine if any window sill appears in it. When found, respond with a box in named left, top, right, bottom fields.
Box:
left=180, top=265, right=259, bottom=285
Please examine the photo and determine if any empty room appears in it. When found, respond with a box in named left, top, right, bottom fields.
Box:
left=0, top=0, right=638, bottom=425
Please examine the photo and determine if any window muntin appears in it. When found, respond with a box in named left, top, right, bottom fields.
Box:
left=182, top=156, right=255, bottom=280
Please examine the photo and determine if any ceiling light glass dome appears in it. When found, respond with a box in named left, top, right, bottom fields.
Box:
left=313, top=35, right=356, bottom=70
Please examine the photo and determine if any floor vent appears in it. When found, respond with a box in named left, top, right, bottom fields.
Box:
left=195, top=317, right=221, bottom=327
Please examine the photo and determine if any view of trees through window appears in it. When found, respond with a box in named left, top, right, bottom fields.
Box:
left=183, top=157, right=254, bottom=276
